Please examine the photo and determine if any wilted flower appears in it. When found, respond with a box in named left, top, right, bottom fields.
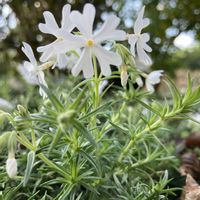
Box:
left=37, top=4, right=74, bottom=69
left=128, top=6, right=152, bottom=65
left=55, top=3, right=126, bottom=78
left=18, top=42, right=53, bottom=98
left=6, top=152, right=17, bottom=178
left=145, top=70, right=164, bottom=92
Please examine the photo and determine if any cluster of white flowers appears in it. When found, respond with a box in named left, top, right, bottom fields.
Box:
left=19, top=3, right=163, bottom=97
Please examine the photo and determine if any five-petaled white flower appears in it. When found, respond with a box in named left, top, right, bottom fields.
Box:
left=145, top=70, right=163, bottom=92
left=128, top=6, right=152, bottom=65
left=18, top=42, right=52, bottom=98
left=55, top=3, right=126, bottom=78
left=37, top=4, right=74, bottom=69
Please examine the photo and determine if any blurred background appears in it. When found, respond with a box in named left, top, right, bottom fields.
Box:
left=0, top=0, right=200, bottom=100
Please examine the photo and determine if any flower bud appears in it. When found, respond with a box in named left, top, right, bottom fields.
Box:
left=6, top=152, right=17, bottom=178
left=57, top=110, right=76, bottom=125
left=120, top=65, right=128, bottom=87
left=17, top=105, right=29, bottom=117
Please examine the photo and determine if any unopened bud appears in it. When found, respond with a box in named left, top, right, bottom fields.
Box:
left=57, top=110, right=76, bottom=125
left=17, top=105, right=29, bottom=117
left=120, top=65, right=128, bottom=87
left=6, top=152, right=17, bottom=178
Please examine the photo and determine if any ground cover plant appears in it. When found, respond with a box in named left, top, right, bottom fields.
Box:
left=1, top=3, right=200, bottom=200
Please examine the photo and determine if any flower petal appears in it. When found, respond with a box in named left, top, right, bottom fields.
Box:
left=136, top=40, right=152, bottom=65
left=22, top=42, right=37, bottom=66
left=38, top=71, right=48, bottom=87
left=94, top=45, right=122, bottom=76
left=134, top=6, right=150, bottom=34
left=37, top=43, right=55, bottom=62
left=38, top=71, right=48, bottom=98
left=140, top=33, right=150, bottom=43
left=61, top=4, right=74, bottom=32
left=18, top=62, right=38, bottom=85
left=128, top=34, right=138, bottom=57
left=146, top=81, right=155, bottom=93
left=146, top=70, right=164, bottom=85
left=39, top=11, right=59, bottom=35
left=57, top=53, right=68, bottom=69
left=72, top=48, right=93, bottom=78
left=94, top=15, right=126, bottom=42
left=55, top=34, right=85, bottom=54
left=139, top=33, right=152, bottom=52
left=146, top=70, right=163, bottom=92
left=70, top=3, right=95, bottom=38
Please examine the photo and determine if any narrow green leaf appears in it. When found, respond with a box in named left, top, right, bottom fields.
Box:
left=164, top=77, right=182, bottom=110
left=183, top=73, right=192, bottom=104
left=57, top=184, right=74, bottom=200
left=40, top=85, right=64, bottom=111
left=134, top=98, right=161, bottom=116
left=73, top=119, right=96, bottom=147
left=70, top=86, right=87, bottom=110
left=4, top=183, right=22, bottom=200
left=109, top=121, right=129, bottom=135
left=79, top=101, right=112, bottom=120
left=38, top=153, right=71, bottom=179
left=79, top=149, right=101, bottom=175
left=48, top=127, right=62, bottom=154
left=23, top=151, right=35, bottom=186
left=27, top=191, right=40, bottom=200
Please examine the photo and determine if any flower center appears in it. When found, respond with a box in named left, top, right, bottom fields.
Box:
left=56, top=37, right=64, bottom=42
left=135, top=33, right=141, bottom=38
left=86, top=39, right=94, bottom=47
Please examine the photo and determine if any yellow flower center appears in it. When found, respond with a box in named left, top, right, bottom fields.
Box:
left=86, top=39, right=94, bottom=47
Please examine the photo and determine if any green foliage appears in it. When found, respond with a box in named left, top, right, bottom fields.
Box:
left=0, top=73, right=200, bottom=199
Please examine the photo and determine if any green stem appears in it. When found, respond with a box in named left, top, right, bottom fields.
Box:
left=118, top=118, right=162, bottom=162
left=93, top=55, right=100, bottom=109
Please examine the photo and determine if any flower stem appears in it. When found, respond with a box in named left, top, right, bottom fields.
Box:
left=93, top=55, right=100, bottom=109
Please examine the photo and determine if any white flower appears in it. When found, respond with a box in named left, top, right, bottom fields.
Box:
left=55, top=3, right=126, bottom=78
left=18, top=42, right=52, bottom=98
left=0, top=98, right=13, bottom=111
left=128, top=6, right=152, bottom=65
left=6, top=153, right=17, bottom=178
left=146, top=70, right=163, bottom=92
left=37, top=4, right=74, bottom=69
